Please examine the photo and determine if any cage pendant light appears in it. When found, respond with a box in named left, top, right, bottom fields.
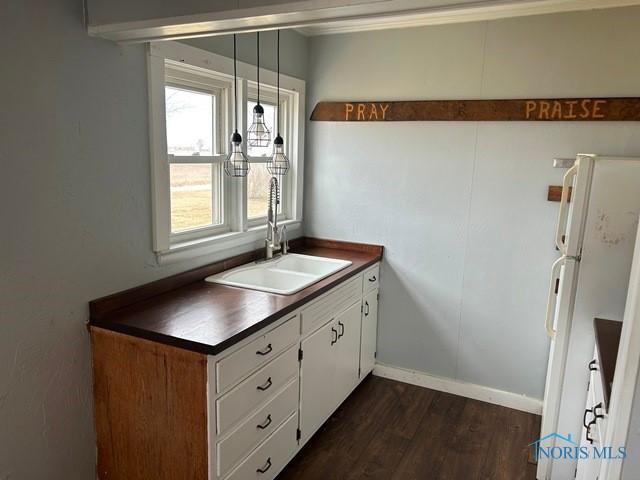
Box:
left=268, top=30, right=290, bottom=176
left=248, top=32, right=271, bottom=147
left=224, top=34, right=250, bottom=177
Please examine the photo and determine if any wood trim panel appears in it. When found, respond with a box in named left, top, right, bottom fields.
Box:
left=91, top=327, right=208, bottom=480
left=310, top=98, right=640, bottom=122
left=547, top=185, right=572, bottom=202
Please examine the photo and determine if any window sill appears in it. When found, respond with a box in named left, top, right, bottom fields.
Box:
left=155, top=219, right=303, bottom=265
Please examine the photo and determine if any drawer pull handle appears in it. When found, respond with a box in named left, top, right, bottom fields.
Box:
left=364, top=301, right=370, bottom=316
left=338, top=321, right=345, bottom=338
left=257, top=457, right=272, bottom=474
left=331, top=327, right=338, bottom=346
left=256, top=343, right=273, bottom=356
left=593, top=402, right=604, bottom=419
left=583, top=407, right=593, bottom=428
left=586, top=420, right=596, bottom=444
left=588, top=359, right=598, bottom=371
left=257, top=377, right=272, bottom=391
left=257, top=414, right=272, bottom=430
left=368, top=275, right=377, bottom=282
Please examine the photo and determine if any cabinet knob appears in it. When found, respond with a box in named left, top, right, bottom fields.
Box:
left=588, top=359, right=598, bottom=371
left=364, top=301, right=370, bottom=316
left=331, top=327, right=338, bottom=346
left=368, top=275, right=377, bottom=282
left=338, top=321, right=345, bottom=338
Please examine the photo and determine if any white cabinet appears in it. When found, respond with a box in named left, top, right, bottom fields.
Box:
left=576, top=346, right=607, bottom=480
left=299, top=300, right=365, bottom=442
left=334, top=301, right=363, bottom=403
left=360, top=289, right=379, bottom=378
left=211, top=262, right=381, bottom=478
left=299, top=319, right=339, bottom=442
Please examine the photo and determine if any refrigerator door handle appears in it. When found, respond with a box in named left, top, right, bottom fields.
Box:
left=545, top=256, right=565, bottom=338
left=555, top=163, right=579, bottom=254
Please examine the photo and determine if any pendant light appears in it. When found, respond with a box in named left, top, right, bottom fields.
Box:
left=247, top=32, right=271, bottom=147
left=224, top=34, right=250, bottom=178
left=268, top=30, right=290, bottom=176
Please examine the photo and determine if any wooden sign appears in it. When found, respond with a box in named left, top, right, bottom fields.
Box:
left=310, top=98, right=640, bottom=122
left=547, top=186, right=572, bottom=203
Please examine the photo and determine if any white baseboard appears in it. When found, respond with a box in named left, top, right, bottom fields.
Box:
left=373, top=363, right=542, bottom=415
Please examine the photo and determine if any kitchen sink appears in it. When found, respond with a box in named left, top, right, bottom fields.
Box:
left=205, top=253, right=352, bottom=295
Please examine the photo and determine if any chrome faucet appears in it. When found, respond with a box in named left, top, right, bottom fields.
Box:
left=265, top=177, right=288, bottom=259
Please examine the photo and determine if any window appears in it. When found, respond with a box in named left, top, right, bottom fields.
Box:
left=245, top=91, right=289, bottom=224
left=148, top=42, right=304, bottom=262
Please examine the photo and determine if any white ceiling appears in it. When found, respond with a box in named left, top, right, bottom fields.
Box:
left=296, top=0, right=640, bottom=36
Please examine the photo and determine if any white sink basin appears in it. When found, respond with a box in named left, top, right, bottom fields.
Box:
left=205, top=253, right=352, bottom=295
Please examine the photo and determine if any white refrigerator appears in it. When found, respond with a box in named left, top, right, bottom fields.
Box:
left=538, top=155, right=640, bottom=480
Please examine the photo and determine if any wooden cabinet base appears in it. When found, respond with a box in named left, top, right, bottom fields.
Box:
left=90, top=327, right=208, bottom=480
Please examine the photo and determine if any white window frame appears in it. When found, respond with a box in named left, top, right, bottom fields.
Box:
left=165, top=62, right=232, bottom=242
left=147, top=41, right=305, bottom=264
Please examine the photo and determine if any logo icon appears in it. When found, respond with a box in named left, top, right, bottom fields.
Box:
left=528, top=432, right=626, bottom=461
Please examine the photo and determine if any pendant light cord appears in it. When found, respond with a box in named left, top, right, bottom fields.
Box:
left=233, top=33, right=238, bottom=133
left=277, top=29, right=280, bottom=136
left=256, top=32, right=260, bottom=106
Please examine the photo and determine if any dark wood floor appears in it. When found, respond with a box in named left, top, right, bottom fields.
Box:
left=278, top=375, right=540, bottom=480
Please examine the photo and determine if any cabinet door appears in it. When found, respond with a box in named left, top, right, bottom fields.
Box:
left=576, top=377, right=601, bottom=480
left=334, top=301, right=363, bottom=403
left=299, top=319, right=338, bottom=442
left=360, top=289, right=379, bottom=378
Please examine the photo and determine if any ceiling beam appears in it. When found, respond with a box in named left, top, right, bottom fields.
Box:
left=87, top=0, right=640, bottom=43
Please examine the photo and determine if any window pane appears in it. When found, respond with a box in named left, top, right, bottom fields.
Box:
left=166, top=87, right=214, bottom=156
left=247, top=164, right=283, bottom=219
left=170, top=164, right=220, bottom=232
left=247, top=164, right=271, bottom=219
left=247, top=101, right=276, bottom=157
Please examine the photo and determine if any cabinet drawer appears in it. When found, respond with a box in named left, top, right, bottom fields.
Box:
left=225, top=412, right=298, bottom=480
left=217, top=316, right=298, bottom=394
left=301, top=275, right=362, bottom=336
left=217, top=346, right=298, bottom=435
left=217, top=378, right=298, bottom=477
left=362, top=264, right=379, bottom=293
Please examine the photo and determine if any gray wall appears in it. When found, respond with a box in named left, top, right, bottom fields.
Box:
left=0, top=2, right=305, bottom=478
left=181, top=29, right=309, bottom=80
left=304, top=6, right=640, bottom=399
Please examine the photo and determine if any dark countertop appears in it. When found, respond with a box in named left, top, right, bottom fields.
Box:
left=89, top=238, right=383, bottom=355
left=594, top=318, right=623, bottom=411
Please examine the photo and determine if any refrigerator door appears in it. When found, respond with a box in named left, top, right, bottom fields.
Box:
left=538, top=155, right=595, bottom=480
left=537, top=256, right=581, bottom=480
left=552, top=157, right=640, bottom=480
left=555, top=155, right=594, bottom=258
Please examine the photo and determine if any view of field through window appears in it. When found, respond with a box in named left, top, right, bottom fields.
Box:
left=166, top=86, right=217, bottom=232
left=247, top=101, right=278, bottom=219
left=165, top=86, right=284, bottom=233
